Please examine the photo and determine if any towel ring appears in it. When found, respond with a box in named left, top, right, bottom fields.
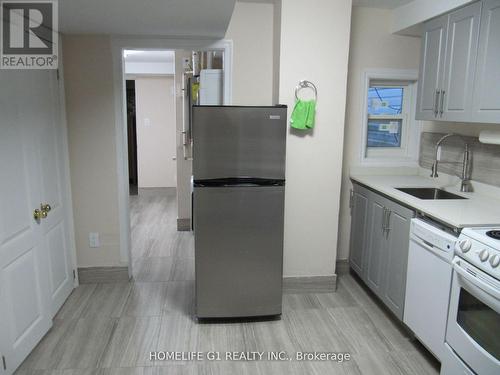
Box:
left=295, top=80, right=317, bottom=101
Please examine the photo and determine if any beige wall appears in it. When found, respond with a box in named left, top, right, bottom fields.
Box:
left=63, top=35, right=123, bottom=268
left=135, top=76, right=177, bottom=188
left=279, top=0, right=352, bottom=277
left=225, top=1, right=275, bottom=105
left=337, top=7, right=422, bottom=261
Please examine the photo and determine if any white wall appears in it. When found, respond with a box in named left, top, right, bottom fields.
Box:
left=125, top=61, right=174, bottom=75
left=135, top=76, right=177, bottom=188
left=63, top=35, right=123, bottom=267
left=225, top=1, right=275, bottom=105
left=279, top=0, right=352, bottom=277
left=337, top=7, right=422, bottom=261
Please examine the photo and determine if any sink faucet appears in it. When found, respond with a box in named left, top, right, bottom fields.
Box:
left=430, top=133, right=472, bottom=192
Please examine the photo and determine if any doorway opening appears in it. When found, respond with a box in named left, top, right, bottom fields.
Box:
left=121, top=47, right=228, bottom=278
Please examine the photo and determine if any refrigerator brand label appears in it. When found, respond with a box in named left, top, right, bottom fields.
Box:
left=269, top=115, right=281, bottom=120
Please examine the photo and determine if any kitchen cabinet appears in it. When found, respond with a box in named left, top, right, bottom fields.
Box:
left=416, top=14, right=448, bottom=121
left=417, top=0, right=499, bottom=123
left=440, top=1, right=481, bottom=121
left=348, top=184, right=370, bottom=277
left=381, top=198, right=414, bottom=319
left=349, top=182, right=415, bottom=320
left=472, top=0, right=500, bottom=122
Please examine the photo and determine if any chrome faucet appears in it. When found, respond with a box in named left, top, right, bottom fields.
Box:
left=430, top=133, right=473, bottom=192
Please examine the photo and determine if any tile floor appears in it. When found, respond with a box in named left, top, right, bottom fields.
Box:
left=15, top=188, right=440, bottom=375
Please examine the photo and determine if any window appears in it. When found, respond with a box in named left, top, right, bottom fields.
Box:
left=367, top=86, right=404, bottom=148
left=360, top=70, right=420, bottom=166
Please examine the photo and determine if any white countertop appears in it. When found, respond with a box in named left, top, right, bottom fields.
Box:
left=350, top=172, right=500, bottom=228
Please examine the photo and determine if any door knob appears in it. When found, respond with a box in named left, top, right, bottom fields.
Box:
left=34, top=209, right=42, bottom=221
left=41, top=203, right=51, bottom=213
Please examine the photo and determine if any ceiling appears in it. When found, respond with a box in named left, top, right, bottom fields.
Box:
left=352, top=0, right=414, bottom=9
left=59, top=0, right=236, bottom=38
left=123, top=50, right=175, bottom=63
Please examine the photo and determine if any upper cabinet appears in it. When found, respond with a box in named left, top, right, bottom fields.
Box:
left=416, top=0, right=500, bottom=124
left=416, top=15, right=448, bottom=120
left=472, top=0, right=500, bottom=122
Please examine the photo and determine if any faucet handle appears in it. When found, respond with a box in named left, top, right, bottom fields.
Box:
left=430, top=161, right=439, bottom=178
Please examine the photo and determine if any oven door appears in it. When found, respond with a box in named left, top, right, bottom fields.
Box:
left=446, top=257, right=500, bottom=375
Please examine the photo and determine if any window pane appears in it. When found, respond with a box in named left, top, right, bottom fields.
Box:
left=368, top=87, right=403, bottom=115
left=367, top=119, right=402, bottom=147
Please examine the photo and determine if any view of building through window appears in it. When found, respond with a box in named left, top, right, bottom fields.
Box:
left=367, top=86, right=405, bottom=148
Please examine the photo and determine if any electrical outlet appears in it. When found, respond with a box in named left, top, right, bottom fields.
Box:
left=89, top=232, right=100, bottom=248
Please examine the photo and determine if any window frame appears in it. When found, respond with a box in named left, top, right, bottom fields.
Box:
left=360, top=69, right=421, bottom=167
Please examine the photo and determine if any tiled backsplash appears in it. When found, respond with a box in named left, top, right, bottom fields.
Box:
left=419, top=132, right=500, bottom=187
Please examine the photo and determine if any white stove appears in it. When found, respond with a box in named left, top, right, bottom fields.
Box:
left=456, top=227, right=500, bottom=280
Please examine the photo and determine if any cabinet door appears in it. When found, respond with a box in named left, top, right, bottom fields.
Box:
left=472, top=0, right=500, bottom=123
left=416, top=15, right=448, bottom=120
left=441, top=1, right=481, bottom=121
left=382, top=200, right=414, bottom=320
left=348, top=184, right=369, bottom=277
left=364, top=195, right=387, bottom=297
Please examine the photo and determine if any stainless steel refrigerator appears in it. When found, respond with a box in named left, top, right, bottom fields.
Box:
left=192, top=105, right=287, bottom=318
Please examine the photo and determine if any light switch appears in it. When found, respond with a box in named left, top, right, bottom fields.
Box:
left=144, top=118, right=151, bottom=127
left=89, top=232, right=100, bottom=248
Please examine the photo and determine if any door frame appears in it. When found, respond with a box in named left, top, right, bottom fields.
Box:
left=110, top=37, right=233, bottom=276
left=57, top=38, right=79, bottom=287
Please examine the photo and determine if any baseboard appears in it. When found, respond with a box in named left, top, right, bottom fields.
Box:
left=336, top=259, right=350, bottom=275
left=78, top=267, right=130, bottom=284
left=177, top=218, right=191, bottom=231
left=283, top=275, right=337, bottom=293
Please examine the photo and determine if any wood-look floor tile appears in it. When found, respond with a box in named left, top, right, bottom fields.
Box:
left=242, top=318, right=297, bottom=354
left=338, top=275, right=416, bottom=352
left=162, top=281, right=194, bottom=315
left=282, top=293, right=322, bottom=311
left=17, top=319, right=77, bottom=371
left=123, top=282, right=169, bottom=317
left=100, top=317, right=161, bottom=368
left=156, top=314, right=198, bottom=359
left=55, top=317, right=117, bottom=370
left=196, top=321, right=246, bottom=353
left=169, top=258, right=194, bottom=281
left=283, top=309, right=356, bottom=354
left=80, top=283, right=132, bottom=318
left=326, top=307, right=393, bottom=356
left=133, top=257, right=174, bottom=282
left=54, top=284, right=97, bottom=321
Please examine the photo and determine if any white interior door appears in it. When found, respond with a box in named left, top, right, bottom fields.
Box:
left=33, top=70, right=75, bottom=316
left=0, top=71, right=52, bottom=374
left=0, top=69, right=74, bottom=373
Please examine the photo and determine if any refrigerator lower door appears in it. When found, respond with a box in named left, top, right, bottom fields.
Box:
left=194, top=185, right=284, bottom=318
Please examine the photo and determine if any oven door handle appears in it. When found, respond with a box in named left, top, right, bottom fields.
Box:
left=453, top=258, right=500, bottom=300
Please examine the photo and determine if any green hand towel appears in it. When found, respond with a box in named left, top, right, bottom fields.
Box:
left=290, top=99, right=316, bottom=130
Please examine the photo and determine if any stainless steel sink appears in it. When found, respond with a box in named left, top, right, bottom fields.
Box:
left=395, top=187, right=467, bottom=200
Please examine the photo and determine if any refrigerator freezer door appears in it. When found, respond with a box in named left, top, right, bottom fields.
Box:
left=192, top=106, right=287, bottom=180
left=194, top=185, right=284, bottom=318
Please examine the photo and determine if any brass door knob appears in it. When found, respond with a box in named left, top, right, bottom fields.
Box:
left=41, top=203, right=51, bottom=213
left=34, top=209, right=42, bottom=221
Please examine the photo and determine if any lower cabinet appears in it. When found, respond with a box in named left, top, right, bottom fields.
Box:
left=349, top=182, right=415, bottom=320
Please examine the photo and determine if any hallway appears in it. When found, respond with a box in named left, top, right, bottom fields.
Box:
left=15, top=189, right=439, bottom=375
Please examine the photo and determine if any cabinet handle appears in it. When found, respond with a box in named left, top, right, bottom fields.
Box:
left=385, top=210, right=392, bottom=236
left=382, top=208, right=387, bottom=231
left=434, top=89, right=440, bottom=117
left=439, top=90, right=445, bottom=116
left=349, top=189, right=354, bottom=210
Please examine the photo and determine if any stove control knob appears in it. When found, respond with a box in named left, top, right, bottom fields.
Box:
left=489, top=254, right=500, bottom=268
left=479, top=249, right=490, bottom=262
left=458, top=239, right=472, bottom=253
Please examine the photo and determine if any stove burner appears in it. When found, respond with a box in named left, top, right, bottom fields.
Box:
left=486, top=230, right=500, bottom=240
